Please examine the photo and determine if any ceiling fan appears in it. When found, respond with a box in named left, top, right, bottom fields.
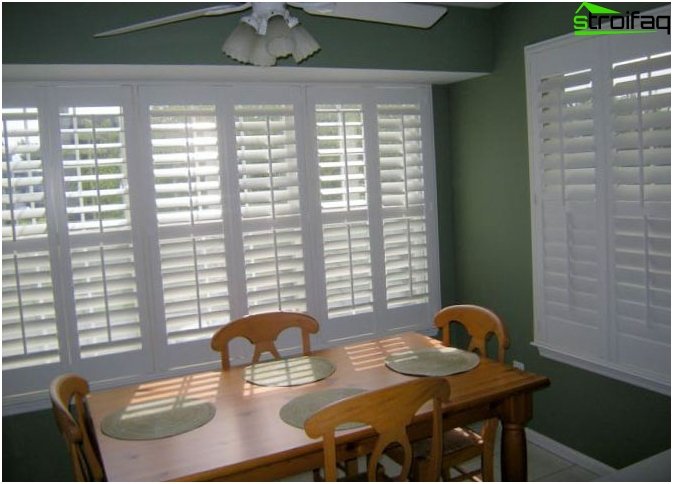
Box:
left=94, top=2, right=448, bottom=67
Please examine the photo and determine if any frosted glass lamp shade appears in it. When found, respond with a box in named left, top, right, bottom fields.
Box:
left=222, top=17, right=320, bottom=66
left=290, top=26, right=320, bottom=63
left=266, top=16, right=293, bottom=57
left=222, top=23, right=258, bottom=63
left=250, top=36, right=277, bottom=66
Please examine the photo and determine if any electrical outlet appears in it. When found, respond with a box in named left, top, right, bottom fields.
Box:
left=513, top=360, right=525, bottom=370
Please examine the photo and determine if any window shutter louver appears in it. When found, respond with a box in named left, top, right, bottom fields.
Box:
left=378, top=104, right=429, bottom=308
left=235, top=104, right=306, bottom=313
left=150, top=105, right=230, bottom=344
left=609, top=51, right=671, bottom=376
left=2, top=107, right=61, bottom=369
left=60, top=106, right=143, bottom=358
left=316, top=104, right=373, bottom=317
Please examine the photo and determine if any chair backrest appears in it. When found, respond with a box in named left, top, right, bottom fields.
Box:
left=210, top=311, right=320, bottom=370
left=434, top=304, right=510, bottom=362
left=304, top=377, right=451, bottom=482
left=50, top=373, right=105, bottom=482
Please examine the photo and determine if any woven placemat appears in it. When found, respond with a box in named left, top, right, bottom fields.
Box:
left=101, top=398, right=216, bottom=440
left=279, top=387, right=367, bottom=430
left=244, top=356, right=335, bottom=387
left=385, top=347, right=480, bottom=377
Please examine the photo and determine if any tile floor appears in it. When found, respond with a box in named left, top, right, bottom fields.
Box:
left=278, top=438, right=603, bottom=482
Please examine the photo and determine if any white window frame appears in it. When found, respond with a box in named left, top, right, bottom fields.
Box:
left=525, top=6, right=671, bottom=395
left=2, top=69, right=441, bottom=414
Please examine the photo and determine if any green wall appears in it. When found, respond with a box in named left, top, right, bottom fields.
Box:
left=443, top=2, right=670, bottom=469
left=3, top=409, right=73, bottom=480
left=2, top=2, right=492, bottom=71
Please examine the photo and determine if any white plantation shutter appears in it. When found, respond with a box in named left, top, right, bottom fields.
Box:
left=235, top=104, right=306, bottom=313
left=2, top=106, right=60, bottom=369
left=59, top=105, right=143, bottom=359
left=315, top=104, right=373, bottom=317
left=2, top=80, right=439, bottom=410
left=609, top=50, right=671, bottom=379
left=149, top=104, right=229, bottom=344
left=378, top=104, right=429, bottom=308
left=526, top=16, right=670, bottom=394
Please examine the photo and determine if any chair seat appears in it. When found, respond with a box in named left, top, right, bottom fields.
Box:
left=410, top=426, right=483, bottom=457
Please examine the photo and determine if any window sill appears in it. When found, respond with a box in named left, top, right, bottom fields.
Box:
left=532, top=342, right=670, bottom=396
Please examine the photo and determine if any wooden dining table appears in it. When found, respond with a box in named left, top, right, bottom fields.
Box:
left=87, top=332, right=550, bottom=481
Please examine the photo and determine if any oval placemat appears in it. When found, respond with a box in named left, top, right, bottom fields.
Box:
left=101, top=398, right=215, bottom=440
left=244, top=356, right=335, bottom=387
left=279, top=387, right=367, bottom=430
left=385, top=347, right=480, bottom=377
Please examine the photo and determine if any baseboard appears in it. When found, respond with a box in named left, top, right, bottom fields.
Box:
left=526, top=428, right=616, bottom=477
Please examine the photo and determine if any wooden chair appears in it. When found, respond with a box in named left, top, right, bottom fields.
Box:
left=305, top=377, right=451, bottom=482
left=390, top=304, right=510, bottom=481
left=210, top=311, right=320, bottom=370
left=50, top=373, right=105, bottom=482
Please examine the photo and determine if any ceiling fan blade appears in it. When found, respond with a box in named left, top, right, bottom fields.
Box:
left=94, top=3, right=251, bottom=38
left=294, top=2, right=447, bottom=28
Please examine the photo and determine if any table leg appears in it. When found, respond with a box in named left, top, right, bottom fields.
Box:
left=498, top=393, right=533, bottom=481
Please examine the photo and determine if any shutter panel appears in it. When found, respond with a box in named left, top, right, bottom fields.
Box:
left=60, top=106, right=143, bottom=358
left=150, top=105, right=230, bottom=344
left=610, top=51, right=671, bottom=374
left=316, top=104, right=373, bottom=317
left=235, top=104, right=306, bottom=313
left=378, top=104, right=429, bottom=308
left=2, top=107, right=60, bottom=369
left=535, top=68, right=604, bottom=354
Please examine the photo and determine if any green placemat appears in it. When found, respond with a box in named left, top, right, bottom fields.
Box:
left=101, top=398, right=216, bottom=440
left=385, top=347, right=480, bottom=377
left=279, top=387, right=367, bottom=430
left=244, top=356, right=335, bottom=387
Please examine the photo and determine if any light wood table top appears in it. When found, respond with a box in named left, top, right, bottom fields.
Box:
left=88, top=332, right=550, bottom=481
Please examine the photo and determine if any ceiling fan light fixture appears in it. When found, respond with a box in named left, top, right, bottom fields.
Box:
left=290, top=25, right=320, bottom=63
left=222, top=13, right=319, bottom=66
left=222, top=22, right=258, bottom=64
